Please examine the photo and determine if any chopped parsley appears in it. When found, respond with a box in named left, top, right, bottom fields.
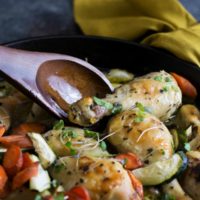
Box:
left=134, top=116, right=144, bottom=123
left=154, top=76, right=163, bottom=82
left=65, top=141, right=77, bottom=156
left=112, top=103, right=122, bottom=114
left=84, top=129, right=99, bottom=139
left=62, top=128, right=77, bottom=139
left=34, top=194, right=42, bottom=200
left=163, top=86, right=169, bottom=91
left=135, top=102, right=145, bottom=112
left=100, top=141, right=107, bottom=151
left=184, top=143, right=191, bottom=151
left=165, top=77, right=172, bottom=82
left=54, top=163, right=64, bottom=173
left=53, top=120, right=65, bottom=130
left=93, top=96, right=113, bottom=110
left=134, top=103, right=146, bottom=123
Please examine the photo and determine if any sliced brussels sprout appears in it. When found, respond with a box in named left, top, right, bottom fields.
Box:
left=106, top=69, right=134, bottom=83
left=132, top=154, right=183, bottom=185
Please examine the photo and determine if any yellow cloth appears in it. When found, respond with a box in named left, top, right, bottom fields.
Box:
left=74, top=0, right=200, bottom=66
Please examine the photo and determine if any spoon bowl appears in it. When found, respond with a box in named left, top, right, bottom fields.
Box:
left=0, top=46, right=113, bottom=118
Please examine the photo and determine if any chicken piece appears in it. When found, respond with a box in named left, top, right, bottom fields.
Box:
left=50, top=156, right=143, bottom=200
left=181, top=151, right=200, bottom=200
left=107, top=109, right=174, bottom=164
left=68, top=71, right=182, bottom=126
left=44, top=127, right=109, bottom=158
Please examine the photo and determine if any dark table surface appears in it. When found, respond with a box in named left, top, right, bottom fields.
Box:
left=0, top=0, right=200, bottom=44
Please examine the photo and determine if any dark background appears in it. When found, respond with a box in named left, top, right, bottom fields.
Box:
left=0, top=0, right=199, bottom=44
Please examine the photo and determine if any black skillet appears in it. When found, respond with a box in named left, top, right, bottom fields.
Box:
left=2, top=35, right=200, bottom=199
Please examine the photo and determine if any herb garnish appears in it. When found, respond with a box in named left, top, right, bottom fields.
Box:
left=84, top=129, right=99, bottom=139
left=53, top=120, right=65, bottom=130
left=62, top=128, right=77, bottom=139
left=112, top=103, right=122, bottom=114
left=65, top=141, right=77, bottom=156
left=184, top=143, right=191, bottom=151
left=93, top=96, right=113, bottom=110
left=100, top=141, right=107, bottom=151
left=154, top=76, right=163, bottom=82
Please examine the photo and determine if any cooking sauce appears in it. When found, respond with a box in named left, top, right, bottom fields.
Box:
left=36, top=60, right=110, bottom=113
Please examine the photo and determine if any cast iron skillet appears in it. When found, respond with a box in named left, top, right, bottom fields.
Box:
left=2, top=35, right=200, bottom=199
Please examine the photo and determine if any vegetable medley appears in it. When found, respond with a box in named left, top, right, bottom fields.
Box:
left=0, top=69, right=198, bottom=200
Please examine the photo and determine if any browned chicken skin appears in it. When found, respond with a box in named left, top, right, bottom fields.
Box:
left=68, top=71, right=182, bottom=126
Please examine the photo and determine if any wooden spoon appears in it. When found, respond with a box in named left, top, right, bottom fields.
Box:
left=0, top=46, right=113, bottom=118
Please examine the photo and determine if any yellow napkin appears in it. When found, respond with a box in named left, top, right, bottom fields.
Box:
left=74, top=0, right=200, bottom=66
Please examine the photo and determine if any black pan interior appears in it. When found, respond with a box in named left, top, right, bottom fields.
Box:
left=4, top=35, right=200, bottom=101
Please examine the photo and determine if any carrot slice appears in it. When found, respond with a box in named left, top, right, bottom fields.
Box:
left=22, top=153, right=33, bottom=169
left=116, top=153, right=143, bottom=170
left=128, top=171, right=143, bottom=199
left=0, top=126, right=6, bottom=137
left=65, top=186, right=91, bottom=200
left=0, top=135, right=33, bottom=148
left=171, top=72, right=197, bottom=99
left=0, top=165, right=8, bottom=191
left=12, top=162, right=38, bottom=190
left=3, top=145, right=23, bottom=177
left=12, top=122, right=46, bottom=135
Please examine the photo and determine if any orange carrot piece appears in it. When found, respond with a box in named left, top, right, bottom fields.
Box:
left=22, top=153, right=33, bottom=169
left=3, top=145, right=23, bottom=177
left=0, top=126, right=6, bottom=137
left=12, top=122, right=46, bottom=135
left=0, top=135, right=33, bottom=148
left=12, top=162, right=38, bottom=190
left=0, top=165, right=8, bottom=191
left=128, top=171, right=143, bottom=199
left=171, top=72, right=197, bottom=99
left=116, top=153, right=143, bottom=170
left=65, top=186, right=91, bottom=200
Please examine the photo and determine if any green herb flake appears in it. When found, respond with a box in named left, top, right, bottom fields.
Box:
left=184, top=143, right=191, bottom=151
left=70, top=148, right=77, bottom=156
left=54, top=193, right=65, bottom=200
left=160, top=149, right=165, bottom=155
left=154, top=76, right=163, bottom=82
left=165, top=77, right=172, bottom=82
left=134, top=116, right=144, bottom=123
left=112, top=103, right=122, bottom=114
left=100, top=141, right=107, bottom=151
left=135, top=102, right=145, bottom=112
left=53, top=120, right=65, bottom=130
left=54, top=164, right=64, bottom=173
left=162, top=86, right=169, bottom=92
left=161, top=193, right=176, bottom=200
left=34, top=194, right=43, bottom=200
left=84, top=129, right=99, bottom=139
left=62, top=128, right=77, bottom=139
left=65, top=141, right=72, bottom=148
left=93, top=96, right=113, bottom=110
